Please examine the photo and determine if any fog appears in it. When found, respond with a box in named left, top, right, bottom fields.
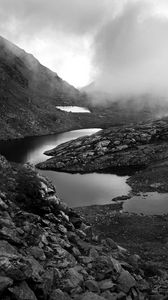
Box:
left=92, top=0, right=168, bottom=98
left=1, top=0, right=168, bottom=98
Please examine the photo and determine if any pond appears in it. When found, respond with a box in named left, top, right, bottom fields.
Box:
left=0, top=128, right=130, bottom=207
left=123, top=192, right=168, bottom=215
left=56, top=106, right=91, bottom=113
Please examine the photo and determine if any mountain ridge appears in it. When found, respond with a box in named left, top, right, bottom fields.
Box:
left=0, top=35, right=87, bottom=140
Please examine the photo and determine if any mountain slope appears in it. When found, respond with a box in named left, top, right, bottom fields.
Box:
left=0, top=36, right=86, bottom=139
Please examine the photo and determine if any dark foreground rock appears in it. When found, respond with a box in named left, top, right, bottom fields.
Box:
left=37, top=118, right=168, bottom=173
left=0, top=154, right=167, bottom=299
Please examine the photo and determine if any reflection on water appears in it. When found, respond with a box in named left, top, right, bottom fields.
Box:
left=0, top=128, right=130, bottom=207
left=41, top=170, right=130, bottom=207
left=123, top=192, right=168, bottom=215
left=0, top=129, right=100, bottom=164
left=56, top=106, right=90, bottom=113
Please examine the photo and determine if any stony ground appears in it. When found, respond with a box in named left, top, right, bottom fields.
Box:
left=1, top=154, right=168, bottom=299
left=37, top=118, right=168, bottom=173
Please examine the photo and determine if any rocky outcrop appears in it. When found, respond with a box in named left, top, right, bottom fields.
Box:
left=37, top=118, right=168, bottom=173
left=0, top=154, right=165, bottom=299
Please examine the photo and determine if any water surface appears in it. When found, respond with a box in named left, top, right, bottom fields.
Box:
left=0, top=128, right=130, bottom=207
left=123, top=192, right=168, bottom=215
left=56, top=106, right=90, bottom=113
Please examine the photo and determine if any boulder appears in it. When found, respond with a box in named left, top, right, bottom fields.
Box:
left=117, top=269, right=136, bottom=293
left=64, top=267, right=84, bottom=290
left=98, top=279, right=115, bottom=291
left=0, top=276, right=13, bottom=294
left=29, top=246, right=46, bottom=261
left=9, top=281, right=37, bottom=300
left=0, top=240, right=18, bottom=257
left=85, top=279, right=100, bottom=293
left=49, top=289, right=72, bottom=300
left=79, top=292, right=106, bottom=300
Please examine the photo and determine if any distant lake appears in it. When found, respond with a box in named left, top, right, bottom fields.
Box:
left=56, top=106, right=91, bottom=113
left=0, top=128, right=130, bottom=207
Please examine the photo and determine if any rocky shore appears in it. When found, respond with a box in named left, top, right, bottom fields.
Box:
left=36, top=118, right=168, bottom=173
left=1, top=154, right=168, bottom=299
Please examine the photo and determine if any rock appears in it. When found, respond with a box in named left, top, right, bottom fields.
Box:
left=110, top=257, right=122, bottom=274
left=104, top=238, right=118, bottom=250
left=117, top=269, right=136, bottom=293
left=25, top=256, right=44, bottom=282
left=85, top=279, right=100, bottom=293
left=101, top=291, right=118, bottom=300
left=116, top=145, right=128, bottom=151
left=79, top=292, right=106, bottom=300
left=0, top=257, right=31, bottom=280
left=64, top=267, right=84, bottom=290
left=0, top=226, right=22, bottom=245
left=0, top=240, right=18, bottom=257
left=98, top=279, right=115, bottom=291
left=36, top=119, right=168, bottom=173
left=81, top=256, right=93, bottom=264
left=69, top=212, right=82, bottom=229
left=76, top=229, right=86, bottom=239
left=9, top=281, right=37, bottom=300
left=58, top=224, right=68, bottom=234
left=29, top=246, right=46, bottom=261
left=35, top=269, right=56, bottom=300
left=0, top=276, right=13, bottom=294
left=89, top=248, right=99, bottom=260
left=0, top=148, right=165, bottom=300
left=0, top=155, right=11, bottom=169
left=114, top=140, right=121, bottom=146
left=0, top=198, right=8, bottom=210
left=49, top=289, right=72, bottom=300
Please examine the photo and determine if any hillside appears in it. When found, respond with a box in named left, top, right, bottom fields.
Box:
left=1, top=35, right=168, bottom=141
left=0, top=36, right=88, bottom=139
left=0, top=154, right=167, bottom=299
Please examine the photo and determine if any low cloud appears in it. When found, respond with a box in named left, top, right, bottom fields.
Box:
left=1, top=0, right=168, bottom=95
left=92, top=0, right=168, bottom=98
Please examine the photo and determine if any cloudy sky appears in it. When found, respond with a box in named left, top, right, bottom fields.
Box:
left=1, top=0, right=168, bottom=95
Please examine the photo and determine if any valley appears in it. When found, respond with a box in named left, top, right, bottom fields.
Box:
left=1, top=35, right=168, bottom=299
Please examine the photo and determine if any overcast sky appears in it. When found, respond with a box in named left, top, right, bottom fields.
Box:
left=1, top=0, right=168, bottom=94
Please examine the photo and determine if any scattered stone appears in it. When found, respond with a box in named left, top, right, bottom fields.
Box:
left=98, top=279, right=115, bottom=291
left=49, top=289, right=72, bottom=300
left=79, top=292, right=106, bottom=300
left=64, top=267, right=84, bottom=290
left=117, top=269, right=136, bottom=293
left=0, top=155, right=166, bottom=299
left=9, top=281, right=37, bottom=300
left=0, top=276, right=13, bottom=294
left=85, top=279, right=100, bottom=293
left=29, top=246, right=46, bottom=261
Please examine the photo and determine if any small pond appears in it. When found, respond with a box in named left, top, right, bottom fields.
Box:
left=56, top=106, right=91, bottom=113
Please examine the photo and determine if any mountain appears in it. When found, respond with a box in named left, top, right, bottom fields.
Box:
left=1, top=35, right=168, bottom=141
left=0, top=36, right=86, bottom=139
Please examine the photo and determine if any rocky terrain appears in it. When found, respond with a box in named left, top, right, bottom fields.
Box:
left=0, top=156, right=168, bottom=300
left=1, top=154, right=168, bottom=299
left=36, top=118, right=168, bottom=173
